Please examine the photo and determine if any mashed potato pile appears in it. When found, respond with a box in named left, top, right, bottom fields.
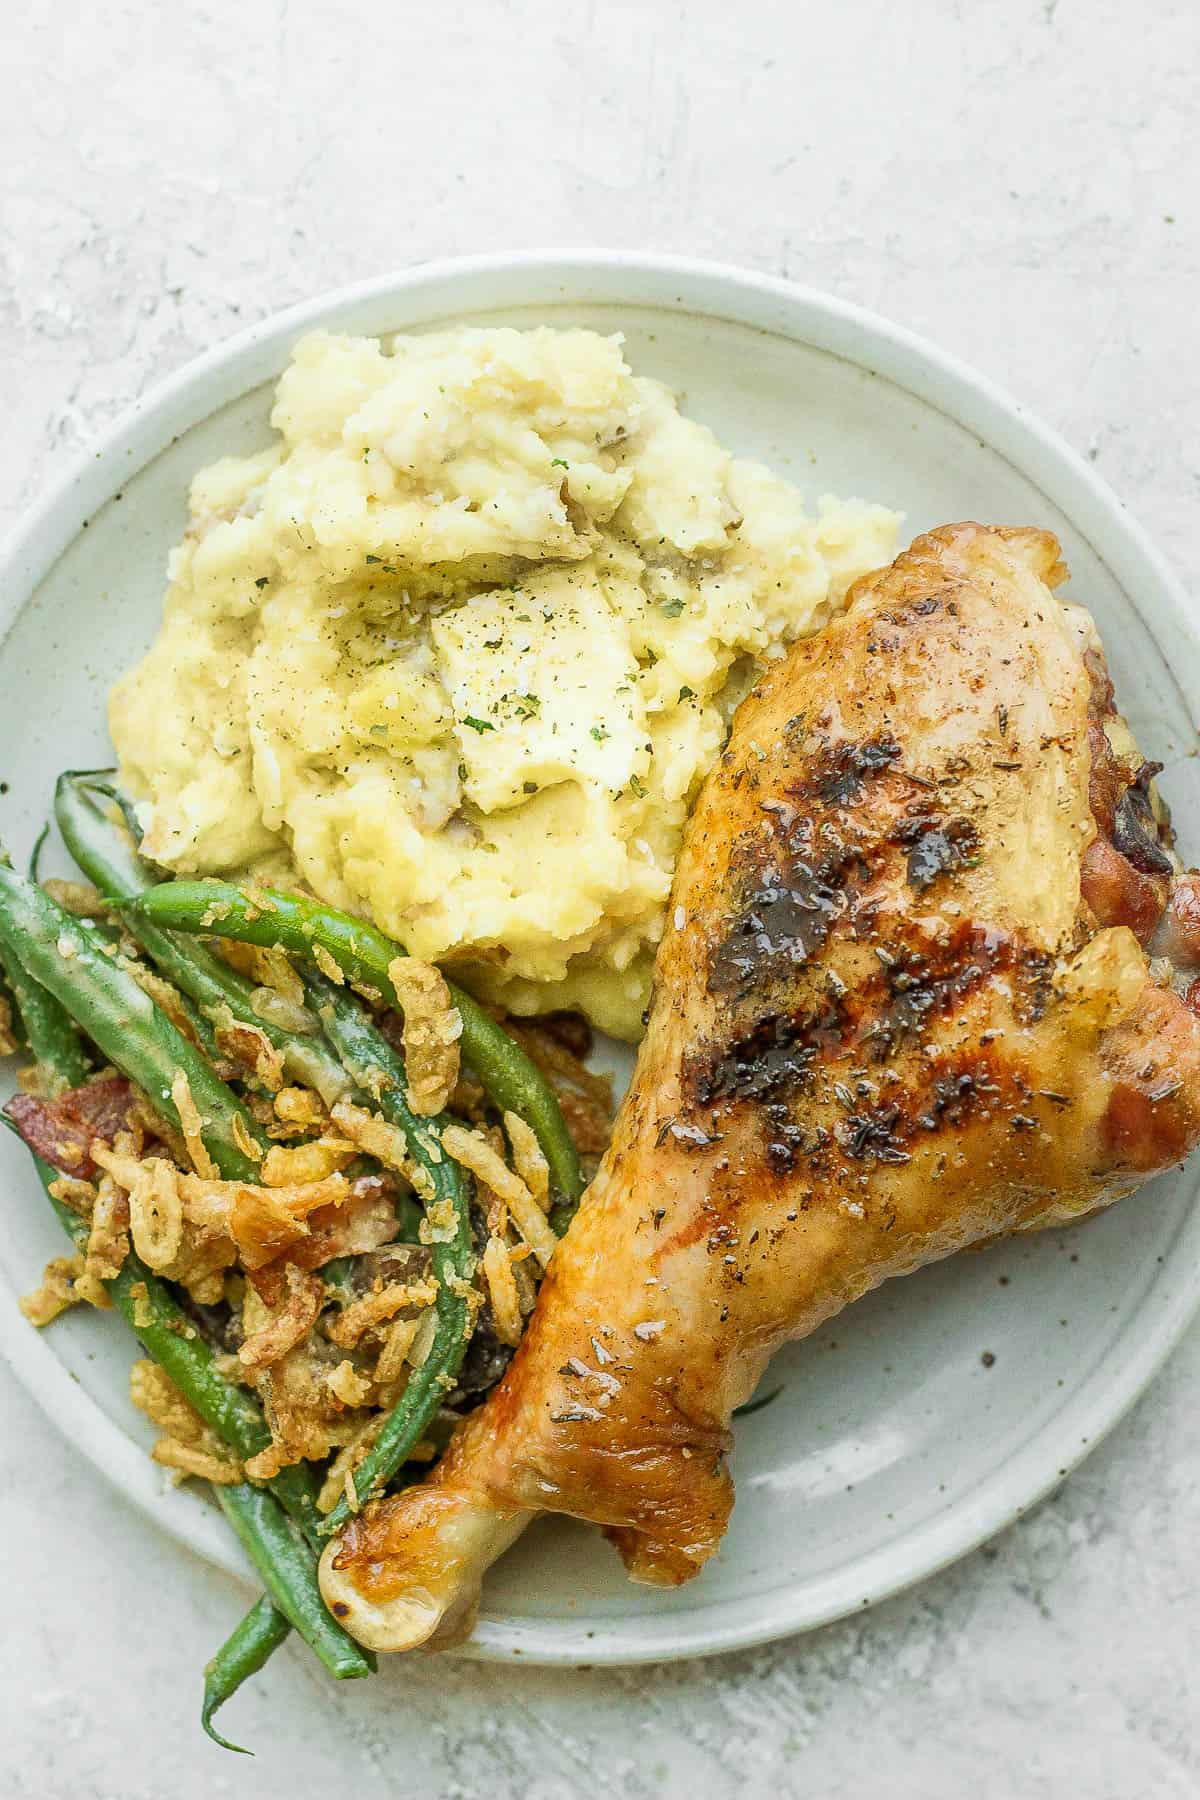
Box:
left=111, top=327, right=898, bottom=1039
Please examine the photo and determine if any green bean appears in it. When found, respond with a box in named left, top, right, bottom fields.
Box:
left=6, top=1136, right=344, bottom=1710
left=4, top=1136, right=323, bottom=1543
left=306, top=969, right=475, bottom=1536
left=131, top=879, right=585, bottom=1211
left=203, top=971, right=476, bottom=1708
left=74, top=904, right=233, bottom=1076
left=216, top=1483, right=371, bottom=1681
left=2, top=852, right=375, bottom=1741
left=201, top=1597, right=291, bottom=1753
left=0, top=870, right=91, bottom=1095
left=25, top=1137, right=347, bottom=1734
left=0, top=857, right=266, bottom=1180
left=55, top=777, right=350, bottom=1107
left=6, top=1070, right=350, bottom=1739
left=0, top=974, right=301, bottom=1485
left=0, top=910, right=320, bottom=1534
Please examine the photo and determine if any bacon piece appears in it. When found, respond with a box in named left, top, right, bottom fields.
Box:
left=1080, top=837, right=1168, bottom=944
left=1153, top=873, right=1200, bottom=970
left=5, top=1076, right=135, bottom=1180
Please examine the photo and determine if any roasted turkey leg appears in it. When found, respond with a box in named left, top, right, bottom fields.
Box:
left=321, top=524, right=1200, bottom=1651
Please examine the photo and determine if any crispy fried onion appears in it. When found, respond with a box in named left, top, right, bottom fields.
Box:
left=125, top=1155, right=184, bottom=1270
left=244, top=1335, right=372, bottom=1481
left=170, top=1072, right=218, bottom=1180
left=0, top=989, right=19, bottom=1058
left=211, top=1006, right=286, bottom=1093
left=20, top=1253, right=86, bottom=1326
left=326, top=1273, right=439, bottom=1351
left=239, top=1265, right=325, bottom=1370
left=273, top=1086, right=327, bottom=1128
left=441, top=1123, right=557, bottom=1269
left=84, top=1171, right=130, bottom=1288
left=47, top=1173, right=97, bottom=1218
left=40, top=877, right=108, bottom=917
left=218, top=938, right=306, bottom=1008
left=129, top=1358, right=243, bottom=1485
left=228, top=1174, right=351, bottom=1269
left=249, top=1177, right=401, bottom=1306
left=386, top=957, right=462, bottom=1116
left=121, top=961, right=206, bottom=1051
left=91, top=1143, right=352, bottom=1305
left=330, top=1099, right=434, bottom=1200
left=372, top=1312, right=422, bottom=1393
left=316, top=1412, right=386, bottom=1513
left=481, top=1235, right=524, bottom=1347
left=260, top=1136, right=357, bottom=1188
left=327, top=1359, right=373, bottom=1407
left=503, top=1110, right=549, bottom=1210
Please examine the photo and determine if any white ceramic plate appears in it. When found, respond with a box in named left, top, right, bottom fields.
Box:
left=2, top=253, right=1198, bottom=1667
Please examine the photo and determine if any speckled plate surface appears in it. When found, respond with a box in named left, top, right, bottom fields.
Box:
left=1, top=253, right=1198, bottom=1665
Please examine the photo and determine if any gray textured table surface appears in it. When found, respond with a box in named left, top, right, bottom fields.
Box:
left=2, top=3, right=1198, bottom=1794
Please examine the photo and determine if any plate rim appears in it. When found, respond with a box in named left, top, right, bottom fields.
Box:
left=1, top=248, right=1197, bottom=1667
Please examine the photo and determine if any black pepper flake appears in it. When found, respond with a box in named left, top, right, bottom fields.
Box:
left=839, top=1104, right=910, bottom=1164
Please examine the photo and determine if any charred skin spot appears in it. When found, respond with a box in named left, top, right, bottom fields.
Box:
left=686, top=995, right=846, bottom=1109
left=708, top=870, right=848, bottom=995
left=708, top=733, right=928, bottom=1002
left=708, top=769, right=897, bottom=1003
left=690, top=911, right=1053, bottom=1180
left=683, top=990, right=852, bottom=1178
left=865, top=924, right=1053, bottom=1059
left=811, top=735, right=902, bottom=808
left=694, top=699, right=1075, bottom=1188
left=890, top=813, right=980, bottom=892
left=832, top=1046, right=1025, bottom=1170
left=915, top=1069, right=994, bottom=1130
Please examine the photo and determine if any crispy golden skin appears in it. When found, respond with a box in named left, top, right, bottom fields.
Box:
left=321, top=524, right=1200, bottom=1650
